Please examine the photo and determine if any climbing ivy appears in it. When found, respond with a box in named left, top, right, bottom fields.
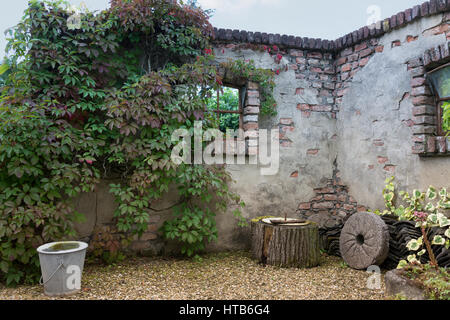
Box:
left=0, top=0, right=278, bottom=285
left=220, top=59, right=277, bottom=116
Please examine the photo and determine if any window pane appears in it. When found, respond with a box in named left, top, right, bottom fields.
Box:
left=428, top=65, right=450, bottom=99
left=206, top=86, right=241, bottom=133
left=219, top=113, right=240, bottom=133
left=218, top=87, right=239, bottom=112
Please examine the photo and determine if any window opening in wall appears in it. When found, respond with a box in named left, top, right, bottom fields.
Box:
left=427, top=62, right=450, bottom=136
left=207, top=86, right=242, bottom=133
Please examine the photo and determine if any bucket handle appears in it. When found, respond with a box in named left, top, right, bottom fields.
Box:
left=39, top=259, right=65, bottom=285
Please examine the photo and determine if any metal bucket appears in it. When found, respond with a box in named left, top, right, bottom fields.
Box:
left=37, top=241, right=88, bottom=297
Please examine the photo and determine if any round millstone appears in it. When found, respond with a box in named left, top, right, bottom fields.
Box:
left=339, top=212, right=390, bottom=270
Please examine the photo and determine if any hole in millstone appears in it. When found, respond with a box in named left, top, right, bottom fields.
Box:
left=356, top=234, right=365, bottom=245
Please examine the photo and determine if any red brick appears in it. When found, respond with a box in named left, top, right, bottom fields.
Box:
left=289, top=49, right=303, bottom=57
left=411, top=86, right=432, bottom=96
left=298, top=202, right=311, bottom=210
left=406, top=35, right=418, bottom=42
left=343, top=204, right=355, bottom=211
left=392, top=40, right=401, bottom=47
left=280, top=126, right=294, bottom=134
left=297, top=104, right=310, bottom=111
left=359, top=57, right=370, bottom=67
left=411, top=77, right=426, bottom=87
left=426, top=136, right=436, bottom=153
left=295, top=88, right=304, bottom=95
left=280, top=118, right=293, bottom=125
left=359, top=48, right=374, bottom=58
left=341, top=63, right=352, bottom=72
left=247, top=90, right=260, bottom=97
left=355, top=42, right=368, bottom=52
left=244, top=106, right=260, bottom=115
left=412, top=96, right=435, bottom=106
left=307, top=149, right=319, bottom=155
left=243, top=123, right=258, bottom=131
left=348, top=54, right=359, bottom=62
left=341, top=48, right=353, bottom=57
left=280, top=141, right=293, bottom=147
left=341, top=72, right=350, bottom=81
left=377, top=156, right=389, bottom=164
left=373, top=139, right=384, bottom=146
left=313, top=202, right=334, bottom=209
left=350, top=68, right=360, bottom=77
left=290, top=171, right=299, bottom=178
left=410, top=67, right=425, bottom=77
left=423, top=24, right=449, bottom=37
left=311, top=105, right=332, bottom=112
left=383, top=165, right=396, bottom=172
left=307, top=52, right=323, bottom=59
left=319, top=90, right=331, bottom=97
left=314, top=187, right=334, bottom=194
left=336, top=57, right=347, bottom=66
left=324, top=194, right=338, bottom=201
left=375, top=46, right=384, bottom=53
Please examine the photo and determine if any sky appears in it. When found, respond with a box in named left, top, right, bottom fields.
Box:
left=0, top=0, right=426, bottom=59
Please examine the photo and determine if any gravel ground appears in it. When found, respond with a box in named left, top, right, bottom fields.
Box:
left=0, top=251, right=386, bottom=300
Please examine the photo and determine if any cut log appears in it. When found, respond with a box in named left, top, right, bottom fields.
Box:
left=251, top=220, right=320, bottom=268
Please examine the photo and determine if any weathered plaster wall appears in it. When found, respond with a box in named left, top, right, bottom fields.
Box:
left=73, top=4, right=450, bottom=255
left=336, top=14, right=450, bottom=210
left=208, top=46, right=339, bottom=251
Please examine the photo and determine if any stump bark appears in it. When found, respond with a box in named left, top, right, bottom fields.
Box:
left=251, top=220, right=320, bottom=268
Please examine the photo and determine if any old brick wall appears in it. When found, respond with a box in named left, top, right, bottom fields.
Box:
left=73, top=1, right=450, bottom=254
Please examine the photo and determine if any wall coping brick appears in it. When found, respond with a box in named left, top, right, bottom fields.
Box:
left=212, top=1, right=449, bottom=54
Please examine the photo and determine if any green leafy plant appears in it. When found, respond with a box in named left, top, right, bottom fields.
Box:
left=399, top=263, right=449, bottom=300
left=373, top=177, right=450, bottom=269
left=1, top=0, right=269, bottom=285
left=442, top=101, right=450, bottom=134
left=220, top=59, right=277, bottom=116
left=207, top=87, right=240, bottom=132
left=88, top=225, right=127, bottom=264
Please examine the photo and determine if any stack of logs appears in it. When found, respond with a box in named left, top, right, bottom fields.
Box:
left=318, top=216, right=450, bottom=269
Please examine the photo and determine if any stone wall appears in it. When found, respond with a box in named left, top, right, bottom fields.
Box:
left=73, top=1, right=450, bottom=254
left=335, top=12, right=449, bottom=211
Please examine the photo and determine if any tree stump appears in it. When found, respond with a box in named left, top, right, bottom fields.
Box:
left=251, top=219, right=320, bottom=268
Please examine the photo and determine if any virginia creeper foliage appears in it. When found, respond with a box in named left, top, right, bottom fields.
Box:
left=0, top=0, right=274, bottom=285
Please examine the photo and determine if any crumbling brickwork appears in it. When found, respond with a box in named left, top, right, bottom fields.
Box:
left=296, top=162, right=367, bottom=228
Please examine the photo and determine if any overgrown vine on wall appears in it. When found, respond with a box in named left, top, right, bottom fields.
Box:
left=0, top=0, right=278, bottom=286
left=220, top=59, right=277, bottom=116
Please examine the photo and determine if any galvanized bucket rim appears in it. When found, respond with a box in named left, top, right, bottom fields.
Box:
left=37, top=241, right=88, bottom=255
